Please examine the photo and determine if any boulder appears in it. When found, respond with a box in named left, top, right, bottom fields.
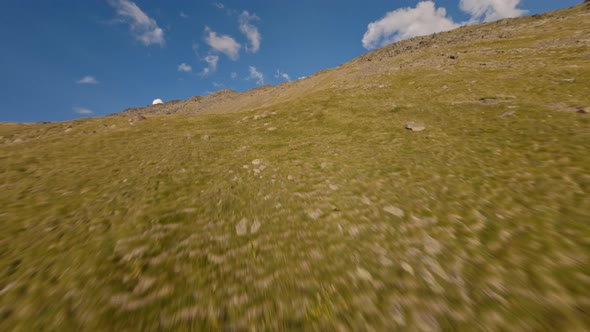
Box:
left=405, top=122, right=426, bottom=131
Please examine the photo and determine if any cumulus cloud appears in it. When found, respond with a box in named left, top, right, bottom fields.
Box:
left=73, top=107, right=93, bottom=115
left=362, top=1, right=459, bottom=50
left=205, top=27, right=241, bottom=60
left=213, top=2, right=225, bottom=9
left=362, top=0, right=528, bottom=49
left=180, top=11, right=188, bottom=18
left=248, top=66, right=264, bottom=85
left=178, top=63, right=192, bottom=72
left=459, top=0, right=527, bottom=22
left=77, top=76, right=98, bottom=84
left=152, top=99, right=163, bottom=105
left=239, top=11, right=261, bottom=53
left=230, top=72, right=238, bottom=79
left=109, top=0, right=165, bottom=47
left=275, top=70, right=291, bottom=82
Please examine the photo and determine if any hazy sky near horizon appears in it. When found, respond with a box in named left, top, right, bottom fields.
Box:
left=0, top=0, right=582, bottom=122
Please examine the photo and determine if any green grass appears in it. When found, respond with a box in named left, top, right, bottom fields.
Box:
left=1, top=4, right=590, bottom=331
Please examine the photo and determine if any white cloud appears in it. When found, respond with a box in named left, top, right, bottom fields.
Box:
left=77, top=76, right=98, bottom=84
left=362, top=1, right=459, bottom=50
left=180, top=11, right=188, bottom=18
left=459, top=0, right=527, bottom=22
left=275, top=70, right=291, bottom=82
left=109, top=0, right=165, bottom=47
left=230, top=72, right=238, bottom=79
left=201, top=55, right=219, bottom=75
left=73, top=107, right=93, bottom=115
left=205, top=27, right=241, bottom=60
left=205, top=55, right=219, bottom=71
left=178, top=63, right=192, bottom=72
left=239, top=11, right=261, bottom=53
left=152, top=99, right=163, bottom=105
left=248, top=66, right=264, bottom=85
left=213, top=2, right=225, bottom=9
left=362, top=0, right=529, bottom=49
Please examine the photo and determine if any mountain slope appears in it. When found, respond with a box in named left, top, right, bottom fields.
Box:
left=1, top=3, right=589, bottom=331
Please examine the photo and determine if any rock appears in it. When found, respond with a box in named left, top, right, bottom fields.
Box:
left=250, top=220, right=261, bottom=234
left=576, top=107, right=588, bottom=114
left=562, top=78, right=576, bottom=83
left=401, top=262, right=415, bottom=276
left=383, top=206, right=405, bottom=218
left=405, top=122, right=425, bottom=131
left=479, top=98, right=499, bottom=104
left=253, top=111, right=271, bottom=120
left=500, top=111, right=514, bottom=117
left=361, top=196, right=373, bottom=205
left=389, top=301, right=406, bottom=326
left=356, top=267, right=373, bottom=281
left=65, top=127, right=72, bottom=133
left=423, top=235, right=442, bottom=255
left=252, top=159, right=263, bottom=165
left=307, top=209, right=322, bottom=220
left=267, top=127, right=277, bottom=131
left=235, top=218, right=248, bottom=236
left=201, top=135, right=210, bottom=141
left=135, top=115, right=147, bottom=122
left=448, top=54, right=459, bottom=60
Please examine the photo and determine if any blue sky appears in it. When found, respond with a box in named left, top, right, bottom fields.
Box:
left=0, top=0, right=581, bottom=122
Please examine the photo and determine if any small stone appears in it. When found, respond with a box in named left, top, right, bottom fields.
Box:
left=307, top=209, right=322, bottom=220
left=329, top=184, right=339, bottom=191
left=405, top=122, right=425, bottom=131
left=576, top=107, right=588, bottom=114
left=356, top=267, right=373, bottom=281
left=252, top=159, right=263, bottom=165
left=500, top=111, right=514, bottom=117
left=201, top=135, right=210, bottom=141
left=390, top=301, right=406, bottom=326
left=235, top=218, right=248, bottom=236
left=250, top=220, right=261, bottom=234
left=449, top=54, right=459, bottom=60
left=401, top=262, right=414, bottom=276
left=267, top=127, right=277, bottom=131
left=287, top=175, right=294, bottom=181
left=383, top=206, right=405, bottom=218
left=423, top=234, right=442, bottom=255
left=562, top=78, right=576, bottom=83
left=65, top=127, right=72, bottom=133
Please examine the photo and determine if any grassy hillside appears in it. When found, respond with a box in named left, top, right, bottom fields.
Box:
left=1, top=3, right=589, bottom=331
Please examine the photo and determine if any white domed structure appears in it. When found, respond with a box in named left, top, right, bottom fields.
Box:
left=152, top=98, right=164, bottom=105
